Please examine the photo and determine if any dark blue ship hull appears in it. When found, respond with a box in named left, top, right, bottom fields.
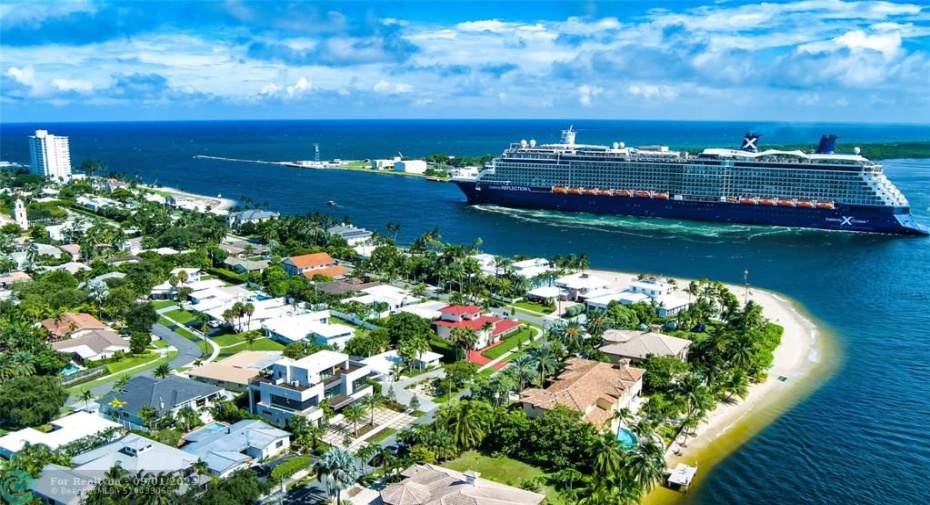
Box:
left=454, top=182, right=929, bottom=236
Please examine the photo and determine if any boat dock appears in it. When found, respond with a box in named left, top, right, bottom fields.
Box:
left=666, top=463, right=698, bottom=492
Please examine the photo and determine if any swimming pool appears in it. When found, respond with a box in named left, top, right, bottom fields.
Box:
left=203, top=422, right=227, bottom=432
left=616, top=427, right=638, bottom=450
left=253, top=294, right=272, bottom=301
left=61, top=363, right=82, bottom=376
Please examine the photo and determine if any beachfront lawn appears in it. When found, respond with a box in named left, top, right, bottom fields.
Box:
left=444, top=451, right=563, bottom=504
left=152, top=300, right=177, bottom=310
left=105, top=352, right=159, bottom=374
left=515, top=300, right=555, bottom=314
left=164, top=309, right=198, bottom=325
left=482, top=327, right=534, bottom=360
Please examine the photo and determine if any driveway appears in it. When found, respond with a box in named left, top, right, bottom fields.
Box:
left=152, top=323, right=204, bottom=369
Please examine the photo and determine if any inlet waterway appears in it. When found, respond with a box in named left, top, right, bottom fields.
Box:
left=2, top=120, right=929, bottom=504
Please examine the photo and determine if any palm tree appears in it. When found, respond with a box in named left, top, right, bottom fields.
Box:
left=113, top=374, right=131, bottom=392
left=585, top=310, right=608, bottom=339
left=176, top=269, right=189, bottom=285
left=627, top=439, right=667, bottom=492
left=488, top=374, right=514, bottom=407
left=0, top=354, right=14, bottom=383
left=10, top=350, right=35, bottom=377
left=528, top=345, right=558, bottom=386
left=316, top=447, right=362, bottom=504
left=593, top=432, right=625, bottom=477
left=79, top=389, right=95, bottom=411
left=440, top=400, right=491, bottom=449
left=342, top=402, right=366, bottom=437
left=153, top=363, right=172, bottom=379
left=507, top=354, right=538, bottom=391
left=176, top=405, right=200, bottom=432
left=86, top=278, right=110, bottom=317
left=243, top=302, right=255, bottom=330
left=192, top=459, right=210, bottom=480
left=245, top=330, right=258, bottom=350
left=360, top=394, right=382, bottom=428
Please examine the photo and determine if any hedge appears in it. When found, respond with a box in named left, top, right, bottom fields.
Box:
left=270, top=456, right=311, bottom=481
left=205, top=267, right=247, bottom=285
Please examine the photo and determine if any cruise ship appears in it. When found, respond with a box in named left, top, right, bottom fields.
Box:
left=453, top=128, right=928, bottom=236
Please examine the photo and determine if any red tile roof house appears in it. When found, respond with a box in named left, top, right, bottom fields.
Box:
left=40, top=312, right=107, bottom=341
left=281, top=253, right=347, bottom=280
left=432, top=305, right=521, bottom=350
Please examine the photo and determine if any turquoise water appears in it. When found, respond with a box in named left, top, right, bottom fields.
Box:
left=2, top=120, right=929, bottom=505
left=253, top=294, right=272, bottom=301
left=617, top=427, right=638, bottom=450
left=60, top=363, right=82, bottom=376
left=203, top=422, right=226, bottom=432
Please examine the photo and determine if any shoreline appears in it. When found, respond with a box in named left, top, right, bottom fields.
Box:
left=584, top=269, right=832, bottom=503
left=138, top=183, right=237, bottom=212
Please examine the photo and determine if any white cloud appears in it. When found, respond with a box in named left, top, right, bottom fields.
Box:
left=7, top=65, right=35, bottom=85
left=285, top=77, right=311, bottom=98
left=628, top=84, right=678, bottom=99
left=373, top=79, right=412, bottom=94
left=51, top=78, right=93, bottom=93
left=577, top=84, right=603, bottom=106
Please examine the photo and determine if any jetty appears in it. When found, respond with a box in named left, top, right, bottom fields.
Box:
left=666, top=463, right=698, bottom=493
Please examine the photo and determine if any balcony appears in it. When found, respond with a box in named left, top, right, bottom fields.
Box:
left=250, top=376, right=312, bottom=392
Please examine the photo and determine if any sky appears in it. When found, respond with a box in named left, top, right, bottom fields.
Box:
left=1, top=0, right=929, bottom=123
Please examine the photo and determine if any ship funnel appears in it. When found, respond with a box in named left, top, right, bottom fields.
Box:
left=561, top=126, right=576, bottom=146
left=740, top=133, right=760, bottom=153
left=815, top=134, right=838, bottom=155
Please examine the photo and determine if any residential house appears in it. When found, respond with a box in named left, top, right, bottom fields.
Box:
left=31, top=464, right=95, bottom=505
left=179, top=420, right=290, bottom=478
left=223, top=256, right=269, bottom=274
left=44, top=261, right=92, bottom=275
left=98, top=375, right=228, bottom=432
left=361, top=349, right=442, bottom=377
left=248, top=350, right=373, bottom=427
left=599, top=330, right=692, bottom=364
left=282, top=252, right=347, bottom=279
left=345, top=284, right=418, bottom=315
left=381, top=464, right=545, bottom=505
left=512, top=258, right=556, bottom=287
left=40, top=312, right=107, bottom=340
left=520, top=358, right=645, bottom=429
left=262, top=311, right=355, bottom=349
left=327, top=224, right=373, bottom=245
left=70, top=433, right=199, bottom=474
left=59, top=243, right=81, bottom=259
left=432, top=305, right=521, bottom=350
left=0, top=411, right=121, bottom=459
left=227, top=209, right=280, bottom=228
left=397, top=300, right=447, bottom=321
left=52, top=329, right=130, bottom=363
left=0, top=271, right=30, bottom=289
left=555, top=272, right=613, bottom=301
left=586, top=277, right=692, bottom=317
left=187, top=351, right=282, bottom=392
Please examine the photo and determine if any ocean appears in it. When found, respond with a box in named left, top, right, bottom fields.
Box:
left=2, top=120, right=930, bottom=504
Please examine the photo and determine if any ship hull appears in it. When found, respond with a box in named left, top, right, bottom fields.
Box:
left=454, top=182, right=929, bottom=236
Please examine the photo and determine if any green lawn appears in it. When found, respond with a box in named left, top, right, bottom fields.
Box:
left=515, top=300, right=555, bottom=314
left=67, top=350, right=178, bottom=393
left=106, top=352, right=159, bottom=374
left=164, top=309, right=197, bottom=324
left=151, top=339, right=170, bottom=349
left=444, top=451, right=563, bottom=504
left=367, top=428, right=397, bottom=444
left=217, top=338, right=285, bottom=358
left=482, top=328, right=534, bottom=360
left=212, top=331, right=254, bottom=347
left=152, top=300, right=177, bottom=310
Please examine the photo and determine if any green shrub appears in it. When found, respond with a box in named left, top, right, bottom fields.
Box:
left=270, top=456, right=311, bottom=481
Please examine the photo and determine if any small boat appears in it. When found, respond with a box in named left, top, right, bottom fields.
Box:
left=634, top=190, right=652, bottom=198
left=654, top=192, right=670, bottom=200
left=760, top=198, right=776, bottom=206
left=598, top=189, right=613, bottom=196
left=616, top=189, right=632, bottom=197
left=726, top=197, right=739, bottom=203
left=567, top=188, right=582, bottom=195
left=777, top=199, right=796, bottom=207
left=797, top=200, right=814, bottom=208
left=552, top=186, right=568, bottom=194
left=816, top=201, right=836, bottom=210
left=583, top=188, right=599, bottom=196
left=326, top=200, right=337, bottom=207
left=740, top=197, right=758, bottom=205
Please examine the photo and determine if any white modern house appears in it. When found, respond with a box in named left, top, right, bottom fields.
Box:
left=0, top=411, right=121, bottom=459
left=248, top=350, right=373, bottom=427
left=327, top=224, right=373, bottom=245
left=345, top=284, right=419, bottom=315
left=261, top=311, right=355, bottom=349
left=586, top=277, right=692, bottom=317
left=555, top=272, right=613, bottom=301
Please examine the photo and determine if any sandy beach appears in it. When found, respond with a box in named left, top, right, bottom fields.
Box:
left=584, top=270, right=824, bottom=486
left=139, top=183, right=237, bottom=212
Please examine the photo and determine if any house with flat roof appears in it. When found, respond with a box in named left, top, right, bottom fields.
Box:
left=397, top=300, right=447, bottom=321
left=586, top=277, right=692, bottom=317
left=520, top=358, right=645, bottom=429
left=248, top=350, right=373, bottom=427
left=327, top=224, right=373, bottom=245
left=433, top=305, right=521, bottom=350
left=224, top=256, right=270, bottom=273
left=555, top=272, right=613, bottom=301
left=599, top=329, right=692, bottom=363
left=282, top=252, right=347, bottom=279
left=0, top=411, right=121, bottom=459
left=187, top=351, right=282, bottom=392
left=361, top=349, right=442, bottom=377
left=262, top=310, right=355, bottom=349
left=98, top=375, right=228, bottom=432
left=40, top=312, right=106, bottom=340
left=381, top=464, right=545, bottom=505
left=345, top=284, right=419, bottom=314
left=31, top=464, right=94, bottom=505
left=227, top=209, right=280, bottom=228
left=180, top=420, right=290, bottom=478
left=71, top=433, right=199, bottom=475
left=51, top=329, right=129, bottom=363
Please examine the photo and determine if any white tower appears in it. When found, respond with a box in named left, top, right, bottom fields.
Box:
left=13, top=199, right=28, bottom=230
left=28, top=130, right=72, bottom=181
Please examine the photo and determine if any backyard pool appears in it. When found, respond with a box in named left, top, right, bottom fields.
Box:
left=253, top=294, right=272, bottom=301
left=616, top=427, right=638, bottom=450
left=203, top=422, right=227, bottom=432
left=61, top=362, right=83, bottom=376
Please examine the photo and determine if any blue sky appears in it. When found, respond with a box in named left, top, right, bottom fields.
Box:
left=1, top=0, right=928, bottom=122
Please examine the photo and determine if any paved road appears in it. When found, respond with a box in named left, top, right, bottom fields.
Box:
left=152, top=323, right=204, bottom=369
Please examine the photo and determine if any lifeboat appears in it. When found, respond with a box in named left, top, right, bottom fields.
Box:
left=760, top=198, right=777, bottom=206
left=634, top=190, right=652, bottom=198
left=583, top=188, right=599, bottom=196
left=816, top=201, right=836, bottom=210
left=598, top=189, right=613, bottom=196
left=740, top=197, right=758, bottom=205
left=654, top=192, right=670, bottom=200
left=726, top=197, right=739, bottom=204
left=777, top=199, right=796, bottom=207
left=567, top=188, right=582, bottom=195
left=551, top=186, right=568, bottom=194
left=797, top=200, right=814, bottom=208
left=616, top=189, right=632, bottom=197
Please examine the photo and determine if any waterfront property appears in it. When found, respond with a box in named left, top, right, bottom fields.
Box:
left=380, top=464, right=545, bottom=505
left=586, top=276, right=692, bottom=317
left=520, top=358, right=645, bottom=429
left=432, top=305, right=521, bottom=350
left=29, top=129, right=72, bottom=180
left=599, top=329, right=692, bottom=364
left=345, top=284, right=419, bottom=315
left=51, top=328, right=130, bottom=363
left=394, top=159, right=428, bottom=174
left=555, top=272, right=612, bottom=301
left=0, top=411, right=121, bottom=459
left=327, top=224, right=373, bottom=245
left=261, top=310, right=355, bottom=349
left=282, top=252, right=347, bottom=279
left=40, top=312, right=106, bottom=340
left=227, top=209, right=280, bottom=228
left=179, top=419, right=290, bottom=477
left=98, top=375, right=229, bottom=432
left=187, top=351, right=282, bottom=392
left=248, top=350, right=373, bottom=427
